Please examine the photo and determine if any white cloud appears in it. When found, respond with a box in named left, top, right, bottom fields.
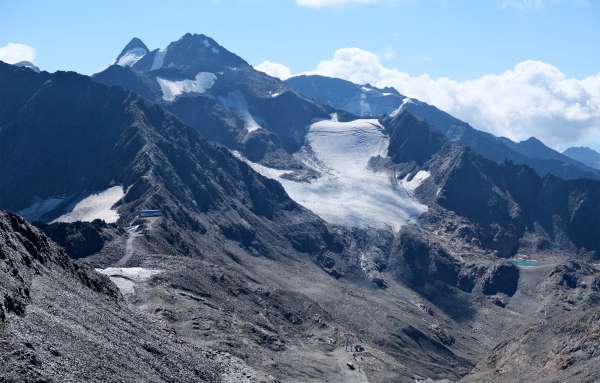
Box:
left=275, top=47, right=600, bottom=149
left=296, top=0, right=383, bottom=8
left=255, top=60, right=293, bottom=80
left=0, top=42, right=36, bottom=64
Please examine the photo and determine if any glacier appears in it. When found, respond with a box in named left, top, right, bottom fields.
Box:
left=238, top=117, right=428, bottom=231
left=53, top=186, right=124, bottom=224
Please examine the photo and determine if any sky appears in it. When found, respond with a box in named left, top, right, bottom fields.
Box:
left=1, top=0, right=599, bottom=150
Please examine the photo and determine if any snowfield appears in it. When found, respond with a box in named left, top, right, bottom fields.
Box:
left=96, top=267, right=162, bottom=295
left=239, top=117, right=428, bottom=231
left=116, top=47, right=147, bottom=67
left=53, top=186, right=124, bottom=224
left=220, top=92, right=263, bottom=133
left=157, top=72, right=217, bottom=101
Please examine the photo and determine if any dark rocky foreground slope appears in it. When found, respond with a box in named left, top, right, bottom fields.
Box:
left=0, top=210, right=264, bottom=383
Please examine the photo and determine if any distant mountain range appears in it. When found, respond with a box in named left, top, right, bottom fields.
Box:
left=563, top=146, right=600, bottom=169
left=286, top=74, right=600, bottom=181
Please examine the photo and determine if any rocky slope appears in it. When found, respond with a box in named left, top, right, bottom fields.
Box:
left=383, top=111, right=600, bottom=258
left=462, top=260, right=600, bottom=383
left=0, top=210, right=264, bottom=383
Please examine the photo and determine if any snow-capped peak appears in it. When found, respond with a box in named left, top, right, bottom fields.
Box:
left=115, top=37, right=149, bottom=67
left=14, top=61, right=40, bottom=73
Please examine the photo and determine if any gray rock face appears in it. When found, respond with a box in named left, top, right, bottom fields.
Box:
left=482, top=263, right=519, bottom=296
left=0, top=210, right=262, bottom=383
left=384, top=110, right=600, bottom=258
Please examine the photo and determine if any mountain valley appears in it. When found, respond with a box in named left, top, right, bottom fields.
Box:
left=1, top=33, right=600, bottom=383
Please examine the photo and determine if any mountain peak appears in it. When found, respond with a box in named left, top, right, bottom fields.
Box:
left=115, top=37, right=149, bottom=67
left=161, top=32, right=249, bottom=71
left=522, top=136, right=543, bottom=144
left=14, top=61, right=40, bottom=73
left=563, top=146, right=600, bottom=169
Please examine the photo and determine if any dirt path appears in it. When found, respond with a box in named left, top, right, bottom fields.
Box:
left=115, top=225, right=141, bottom=266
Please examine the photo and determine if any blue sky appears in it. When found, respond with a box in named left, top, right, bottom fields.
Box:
left=1, top=0, right=598, bottom=78
left=1, top=0, right=599, bottom=150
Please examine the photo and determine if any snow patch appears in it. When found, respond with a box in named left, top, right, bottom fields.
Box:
left=157, top=72, right=216, bottom=102
left=53, top=186, right=124, bottom=223
left=116, top=47, right=147, bottom=67
left=390, top=97, right=413, bottom=118
left=96, top=267, right=162, bottom=295
left=150, top=49, right=166, bottom=71
left=401, top=170, right=431, bottom=193
left=220, top=92, right=263, bottom=133
left=239, top=117, right=427, bottom=230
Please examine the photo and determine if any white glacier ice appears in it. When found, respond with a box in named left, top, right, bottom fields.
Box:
left=238, top=117, right=428, bottom=231
left=53, top=186, right=124, bottom=224
left=157, top=72, right=217, bottom=102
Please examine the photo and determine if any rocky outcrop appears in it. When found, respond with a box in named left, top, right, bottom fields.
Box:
left=389, top=228, right=461, bottom=290
left=481, top=262, right=519, bottom=296
left=34, top=220, right=121, bottom=259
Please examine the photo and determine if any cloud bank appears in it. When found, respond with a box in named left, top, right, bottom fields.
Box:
left=0, top=43, right=36, bottom=64
left=258, top=48, right=600, bottom=149
left=255, top=60, right=293, bottom=80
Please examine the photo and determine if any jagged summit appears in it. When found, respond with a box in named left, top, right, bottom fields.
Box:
left=116, top=33, right=250, bottom=74
left=115, top=37, right=149, bottom=67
